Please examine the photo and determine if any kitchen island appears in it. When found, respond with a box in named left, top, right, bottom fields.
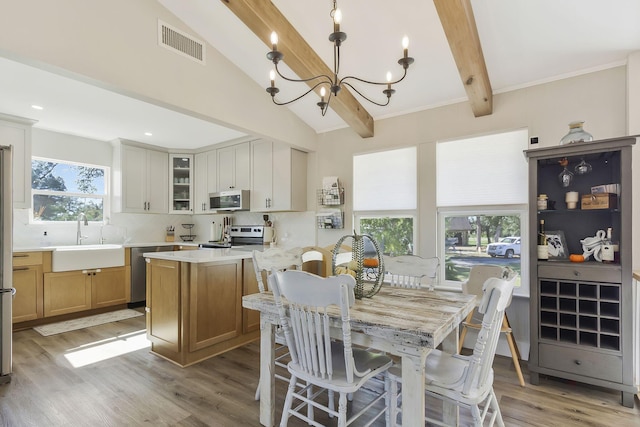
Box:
left=143, top=248, right=261, bottom=367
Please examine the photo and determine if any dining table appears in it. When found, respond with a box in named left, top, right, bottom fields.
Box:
left=242, top=285, right=477, bottom=427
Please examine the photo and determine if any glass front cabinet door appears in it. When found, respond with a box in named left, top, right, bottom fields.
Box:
left=169, top=154, right=193, bottom=214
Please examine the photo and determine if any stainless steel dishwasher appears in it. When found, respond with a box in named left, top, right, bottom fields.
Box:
left=129, top=245, right=175, bottom=307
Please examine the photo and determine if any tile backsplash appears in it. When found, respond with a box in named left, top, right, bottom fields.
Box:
left=13, top=208, right=316, bottom=249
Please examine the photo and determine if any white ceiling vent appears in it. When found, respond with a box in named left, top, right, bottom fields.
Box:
left=158, top=20, right=205, bottom=65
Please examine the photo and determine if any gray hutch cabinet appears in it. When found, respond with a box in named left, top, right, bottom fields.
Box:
left=525, top=136, right=638, bottom=407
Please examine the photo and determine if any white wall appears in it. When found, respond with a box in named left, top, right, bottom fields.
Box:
left=0, top=0, right=318, bottom=152
left=32, top=129, right=111, bottom=167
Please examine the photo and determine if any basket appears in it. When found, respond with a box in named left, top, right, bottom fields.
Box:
left=331, top=233, right=384, bottom=299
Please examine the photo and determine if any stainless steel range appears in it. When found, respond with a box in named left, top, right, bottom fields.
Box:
left=198, top=225, right=265, bottom=248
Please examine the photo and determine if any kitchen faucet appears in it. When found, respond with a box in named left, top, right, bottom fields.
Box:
left=77, top=212, right=88, bottom=245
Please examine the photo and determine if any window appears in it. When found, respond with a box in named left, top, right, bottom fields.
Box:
left=436, top=130, right=529, bottom=294
left=353, top=147, right=417, bottom=255
left=439, top=209, right=525, bottom=288
left=32, top=158, right=108, bottom=222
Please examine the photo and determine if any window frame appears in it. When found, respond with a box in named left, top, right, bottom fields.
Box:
left=31, top=156, right=110, bottom=224
left=437, top=205, right=529, bottom=297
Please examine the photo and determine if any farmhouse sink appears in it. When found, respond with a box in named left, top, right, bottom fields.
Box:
left=51, top=244, right=125, bottom=272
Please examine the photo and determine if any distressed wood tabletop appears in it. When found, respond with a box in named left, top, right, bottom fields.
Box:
left=243, top=286, right=476, bottom=352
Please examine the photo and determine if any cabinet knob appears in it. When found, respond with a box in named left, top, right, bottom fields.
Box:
left=574, top=360, right=581, bottom=365
left=573, top=270, right=580, bottom=277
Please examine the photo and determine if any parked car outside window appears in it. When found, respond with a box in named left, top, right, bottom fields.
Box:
left=486, top=236, right=521, bottom=258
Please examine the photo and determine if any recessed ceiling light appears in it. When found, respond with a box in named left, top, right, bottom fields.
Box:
left=144, top=132, right=153, bottom=136
left=31, top=105, right=44, bottom=110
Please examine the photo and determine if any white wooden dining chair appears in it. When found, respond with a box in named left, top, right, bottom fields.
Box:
left=387, top=274, right=517, bottom=427
left=252, top=247, right=303, bottom=400
left=383, top=255, right=440, bottom=289
left=301, top=246, right=333, bottom=277
left=271, top=269, right=393, bottom=427
left=458, top=264, right=525, bottom=387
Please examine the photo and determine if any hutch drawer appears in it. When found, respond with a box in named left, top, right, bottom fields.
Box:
left=538, top=263, right=621, bottom=284
left=539, top=343, right=622, bottom=382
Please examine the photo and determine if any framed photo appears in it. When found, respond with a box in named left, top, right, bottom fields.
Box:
left=546, top=230, right=568, bottom=259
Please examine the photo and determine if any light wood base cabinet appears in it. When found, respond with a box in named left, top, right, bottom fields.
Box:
left=44, top=266, right=129, bottom=317
left=12, top=252, right=44, bottom=323
left=92, top=266, right=130, bottom=308
left=44, top=271, right=91, bottom=317
left=146, top=258, right=259, bottom=367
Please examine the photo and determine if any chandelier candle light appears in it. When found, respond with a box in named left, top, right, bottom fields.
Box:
left=265, top=0, right=414, bottom=116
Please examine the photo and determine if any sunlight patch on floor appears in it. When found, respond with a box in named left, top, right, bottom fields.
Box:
left=64, top=329, right=150, bottom=368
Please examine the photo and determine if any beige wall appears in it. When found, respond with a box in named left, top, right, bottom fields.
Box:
left=313, top=66, right=629, bottom=256
left=0, top=0, right=317, bottom=152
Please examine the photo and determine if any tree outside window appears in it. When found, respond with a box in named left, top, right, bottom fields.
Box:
left=32, top=158, right=106, bottom=221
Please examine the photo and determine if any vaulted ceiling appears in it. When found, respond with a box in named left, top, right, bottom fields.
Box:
left=0, top=1, right=639, bottom=148
left=162, top=0, right=640, bottom=137
left=218, top=0, right=492, bottom=138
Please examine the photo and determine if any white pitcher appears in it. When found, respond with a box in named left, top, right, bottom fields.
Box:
left=263, top=227, right=276, bottom=244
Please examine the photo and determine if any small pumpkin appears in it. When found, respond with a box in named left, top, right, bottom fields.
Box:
left=569, top=254, right=585, bottom=263
left=363, top=258, right=379, bottom=268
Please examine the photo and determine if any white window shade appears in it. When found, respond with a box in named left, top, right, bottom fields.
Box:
left=354, top=147, right=417, bottom=211
left=436, top=130, right=528, bottom=207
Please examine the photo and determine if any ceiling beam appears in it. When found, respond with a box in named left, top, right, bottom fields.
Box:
left=220, top=0, right=375, bottom=137
left=433, top=0, right=493, bottom=117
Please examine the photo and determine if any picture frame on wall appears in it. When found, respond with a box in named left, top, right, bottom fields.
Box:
left=546, top=230, right=568, bottom=259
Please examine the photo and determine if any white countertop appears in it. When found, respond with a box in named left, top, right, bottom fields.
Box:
left=13, top=241, right=200, bottom=252
left=143, top=247, right=254, bottom=263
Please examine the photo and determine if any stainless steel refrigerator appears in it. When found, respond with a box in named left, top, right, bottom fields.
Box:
left=0, top=145, right=13, bottom=384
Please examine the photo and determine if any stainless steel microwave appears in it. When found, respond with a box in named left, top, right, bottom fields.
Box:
left=209, top=190, right=250, bottom=211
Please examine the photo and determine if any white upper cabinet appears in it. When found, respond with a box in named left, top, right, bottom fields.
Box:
left=169, top=154, right=193, bottom=214
left=0, top=116, right=34, bottom=209
left=251, top=139, right=307, bottom=212
left=217, top=142, right=250, bottom=191
left=112, top=142, right=168, bottom=214
left=194, top=150, right=217, bottom=214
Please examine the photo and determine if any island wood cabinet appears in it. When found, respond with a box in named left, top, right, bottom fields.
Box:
left=112, top=141, right=169, bottom=213
left=43, top=266, right=129, bottom=317
left=251, top=139, right=307, bottom=212
left=525, top=136, right=638, bottom=407
left=12, top=251, right=46, bottom=323
left=217, top=142, right=250, bottom=191
left=242, top=258, right=260, bottom=334
left=0, top=115, right=35, bottom=209
left=145, top=257, right=260, bottom=367
left=194, top=150, right=217, bottom=214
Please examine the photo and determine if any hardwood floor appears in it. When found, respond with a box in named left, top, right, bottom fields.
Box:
left=1, top=313, right=638, bottom=426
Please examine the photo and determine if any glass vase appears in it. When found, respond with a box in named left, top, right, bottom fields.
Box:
left=560, top=121, right=593, bottom=145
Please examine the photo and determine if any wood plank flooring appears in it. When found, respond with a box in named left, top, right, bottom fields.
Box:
left=1, top=313, right=638, bottom=426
